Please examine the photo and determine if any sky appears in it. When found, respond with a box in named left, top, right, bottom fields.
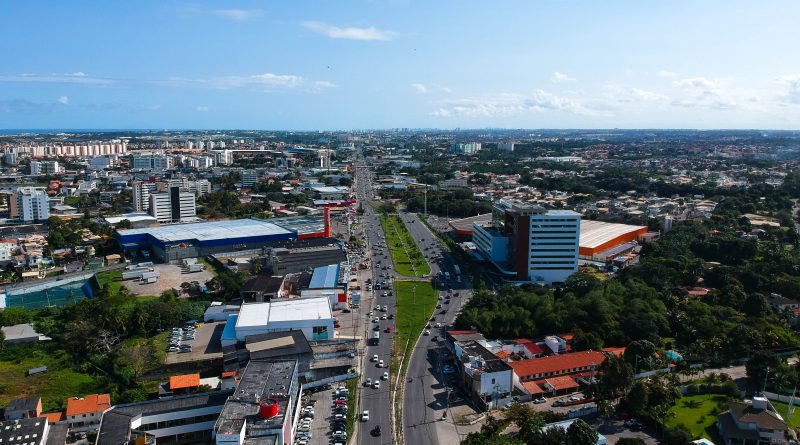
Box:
left=2, top=0, right=800, bottom=130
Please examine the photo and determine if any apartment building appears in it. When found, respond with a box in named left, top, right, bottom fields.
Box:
left=132, top=181, right=157, bottom=212
left=149, top=186, right=196, bottom=223
left=10, top=188, right=50, bottom=222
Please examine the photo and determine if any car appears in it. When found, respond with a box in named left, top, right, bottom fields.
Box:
left=385, top=326, right=393, bottom=333
left=298, top=425, right=310, bottom=432
left=365, top=378, right=372, bottom=387
left=371, top=425, right=381, bottom=437
left=434, top=323, right=442, bottom=328
left=373, top=317, right=379, bottom=323
left=362, top=410, right=369, bottom=422
left=382, top=305, right=388, bottom=311
left=373, top=325, right=380, bottom=331
left=333, top=431, right=347, bottom=439
left=423, top=330, right=430, bottom=336
left=533, top=397, right=546, bottom=404
left=388, top=314, right=394, bottom=319
left=167, top=346, right=179, bottom=352
left=381, top=314, right=387, bottom=320
left=372, top=354, right=379, bottom=362
left=378, top=360, right=384, bottom=367
left=372, top=381, right=380, bottom=389
left=436, top=304, right=442, bottom=309
left=382, top=371, right=389, bottom=380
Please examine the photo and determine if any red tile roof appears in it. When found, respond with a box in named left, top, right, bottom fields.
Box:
left=42, top=411, right=65, bottom=423
left=169, top=373, right=201, bottom=390
left=221, top=371, right=236, bottom=378
left=509, top=351, right=607, bottom=378
left=446, top=330, right=478, bottom=335
left=559, top=333, right=575, bottom=341
left=543, top=376, right=579, bottom=391
left=525, top=343, right=544, bottom=355
left=602, top=347, right=626, bottom=357
left=65, top=394, right=111, bottom=417
left=521, top=381, right=543, bottom=395
left=495, top=350, right=511, bottom=359
left=512, top=338, right=533, bottom=344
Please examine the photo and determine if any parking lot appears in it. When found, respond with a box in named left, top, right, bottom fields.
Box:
left=164, top=321, right=224, bottom=364
left=123, top=264, right=214, bottom=297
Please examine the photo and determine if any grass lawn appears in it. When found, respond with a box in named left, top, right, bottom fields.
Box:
left=96, top=269, right=124, bottom=295
left=380, top=215, right=430, bottom=277
left=768, top=400, right=800, bottom=428
left=345, top=377, right=358, bottom=439
left=667, top=393, right=734, bottom=441
left=391, top=280, right=437, bottom=376
left=0, top=343, right=109, bottom=412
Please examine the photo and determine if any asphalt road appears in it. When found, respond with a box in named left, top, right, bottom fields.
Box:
left=353, top=155, right=394, bottom=445
left=399, top=211, right=474, bottom=445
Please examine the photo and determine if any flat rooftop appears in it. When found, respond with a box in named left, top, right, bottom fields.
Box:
left=118, top=218, right=293, bottom=243
left=215, top=360, right=297, bottom=439
left=236, top=297, right=332, bottom=328
left=309, top=264, right=341, bottom=289
left=449, top=213, right=492, bottom=232
left=580, top=220, right=647, bottom=249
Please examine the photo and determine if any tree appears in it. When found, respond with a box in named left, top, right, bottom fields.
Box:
left=0, top=307, right=31, bottom=326
left=746, top=350, right=784, bottom=389
left=118, top=341, right=156, bottom=381
left=624, top=340, right=658, bottom=371
left=616, top=439, right=646, bottom=445
left=626, top=380, right=649, bottom=415
left=662, top=425, right=692, bottom=445
left=572, top=331, right=604, bottom=352
left=532, top=426, right=566, bottom=445
left=566, top=419, right=599, bottom=445
left=250, top=258, right=263, bottom=275
left=0, top=328, right=5, bottom=350
left=117, top=219, right=133, bottom=229
left=597, top=355, right=634, bottom=399
left=742, top=293, right=769, bottom=317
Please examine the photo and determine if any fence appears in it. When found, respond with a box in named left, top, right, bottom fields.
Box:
left=302, top=371, right=359, bottom=389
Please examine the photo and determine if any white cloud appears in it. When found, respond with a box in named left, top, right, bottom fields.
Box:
left=303, top=21, right=395, bottom=41
left=58, top=96, right=69, bottom=105
left=411, top=83, right=427, bottom=94
left=658, top=70, right=677, bottom=78
left=605, top=84, right=669, bottom=103
left=431, top=89, right=595, bottom=118
left=671, top=77, right=743, bottom=109
left=211, top=9, right=262, bottom=21
left=551, top=71, right=576, bottom=83
left=0, top=72, right=114, bottom=85
left=157, top=72, right=336, bottom=92
left=775, top=75, right=800, bottom=104
left=196, top=105, right=209, bottom=112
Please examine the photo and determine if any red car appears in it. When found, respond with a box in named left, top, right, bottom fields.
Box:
left=385, top=326, right=393, bottom=333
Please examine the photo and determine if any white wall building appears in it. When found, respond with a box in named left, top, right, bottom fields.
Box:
left=234, top=297, right=334, bottom=342
left=148, top=186, right=196, bottom=223
left=10, top=188, right=49, bottom=222
left=132, top=181, right=157, bottom=212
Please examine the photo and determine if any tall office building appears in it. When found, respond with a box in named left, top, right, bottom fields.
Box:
left=10, top=187, right=50, bottom=222
left=473, top=200, right=580, bottom=283
left=241, top=169, right=258, bottom=187
left=132, top=181, right=157, bottom=212
left=149, top=186, right=196, bottom=223
left=497, top=142, right=516, bottom=152
left=132, top=154, right=169, bottom=171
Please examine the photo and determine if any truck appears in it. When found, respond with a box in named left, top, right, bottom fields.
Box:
left=122, top=270, right=148, bottom=280
left=143, top=277, right=157, bottom=284
left=140, top=271, right=161, bottom=280
left=187, top=263, right=204, bottom=273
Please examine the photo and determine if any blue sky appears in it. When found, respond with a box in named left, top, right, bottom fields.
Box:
left=2, top=0, right=800, bottom=130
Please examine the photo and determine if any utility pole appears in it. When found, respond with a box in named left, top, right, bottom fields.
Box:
left=762, top=367, right=770, bottom=394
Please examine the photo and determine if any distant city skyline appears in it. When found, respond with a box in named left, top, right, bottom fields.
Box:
left=2, top=1, right=800, bottom=130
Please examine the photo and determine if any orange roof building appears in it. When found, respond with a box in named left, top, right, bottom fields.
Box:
left=169, top=373, right=201, bottom=391
left=42, top=411, right=65, bottom=423
left=541, top=376, right=580, bottom=392
left=66, top=394, right=111, bottom=417
left=521, top=381, right=544, bottom=395
left=509, top=350, right=607, bottom=381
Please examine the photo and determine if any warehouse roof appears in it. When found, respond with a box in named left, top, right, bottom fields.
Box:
left=309, top=264, right=340, bottom=289
left=118, top=218, right=293, bottom=243
left=237, top=297, right=332, bottom=328
left=579, top=220, right=647, bottom=249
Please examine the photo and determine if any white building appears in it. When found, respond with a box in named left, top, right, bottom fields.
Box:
left=497, top=142, right=516, bottom=152
left=234, top=297, right=334, bottom=342
left=473, top=200, right=580, bottom=284
left=453, top=340, right=514, bottom=409
left=149, top=186, right=196, bottom=223
left=132, top=154, right=169, bottom=171
left=451, top=142, right=482, bottom=155
left=29, top=161, right=61, bottom=175
left=10, top=188, right=49, bottom=222
left=131, top=181, right=157, bottom=212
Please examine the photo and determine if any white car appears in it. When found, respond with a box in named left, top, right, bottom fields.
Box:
left=371, top=354, right=379, bottom=362
left=381, top=314, right=387, bottom=320
left=373, top=317, right=379, bottom=323
left=372, top=381, right=380, bottom=389
left=378, top=360, right=385, bottom=368
left=362, top=410, right=369, bottom=422
left=382, top=371, right=389, bottom=380
left=423, top=330, right=430, bottom=336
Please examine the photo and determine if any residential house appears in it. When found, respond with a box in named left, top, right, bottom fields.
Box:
left=65, top=394, right=111, bottom=432
left=717, top=397, right=791, bottom=445
left=2, top=397, right=42, bottom=420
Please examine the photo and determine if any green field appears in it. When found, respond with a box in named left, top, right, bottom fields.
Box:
left=666, top=394, right=734, bottom=441
left=768, top=400, right=800, bottom=428
left=345, top=377, right=358, bottom=441
left=380, top=215, right=430, bottom=277
left=0, top=344, right=108, bottom=412
left=392, top=280, right=437, bottom=375
left=96, top=269, right=124, bottom=295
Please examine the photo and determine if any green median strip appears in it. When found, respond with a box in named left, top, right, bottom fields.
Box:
left=380, top=215, right=430, bottom=277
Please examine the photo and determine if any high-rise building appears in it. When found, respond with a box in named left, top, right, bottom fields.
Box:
left=451, top=142, right=482, bottom=155
left=497, top=142, right=516, bottom=152
left=241, top=170, right=258, bottom=187
left=473, top=200, right=580, bottom=283
left=10, top=187, right=50, bottom=222
left=131, top=181, right=158, bottom=212
left=149, top=186, right=196, bottom=223
left=132, top=154, right=169, bottom=171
